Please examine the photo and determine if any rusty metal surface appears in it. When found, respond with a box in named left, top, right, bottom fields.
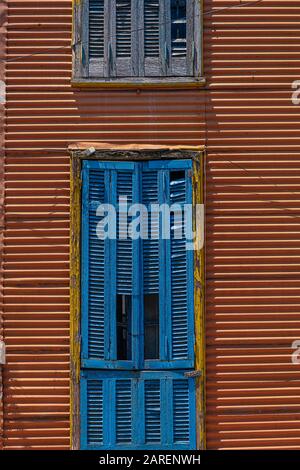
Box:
left=3, top=0, right=300, bottom=449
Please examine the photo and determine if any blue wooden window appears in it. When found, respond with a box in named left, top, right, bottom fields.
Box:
left=81, top=160, right=194, bottom=370
left=81, top=370, right=196, bottom=450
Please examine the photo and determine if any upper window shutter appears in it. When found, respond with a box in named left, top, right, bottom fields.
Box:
left=81, top=370, right=196, bottom=450
left=141, top=0, right=165, bottom=77
left=81, top=165, right=106, bottom=363
left=81, top=161, right=139, bottom=369
left=74, top=0, right=202, bottom=83
left=87, top=0, right=106, bottom=77
left=109, top=0, right=139, bottom=77
left=167, top=0, right=194, bottom=77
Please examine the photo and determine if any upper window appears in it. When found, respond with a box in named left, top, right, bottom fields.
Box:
left=73, top=0, right=203, bottom=85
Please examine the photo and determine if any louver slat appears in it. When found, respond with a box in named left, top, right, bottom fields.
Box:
left=87, top=170, right=105, bottom=360
left=169, top=174, right=190, bottom=362
left=142, top=171, right=159, bottom=294
left=87, top=380, right=103, bottom=445
left=116, top=380, right=132, bottom=443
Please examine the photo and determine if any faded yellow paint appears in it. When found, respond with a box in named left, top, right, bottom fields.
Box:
left=193, top=153, right=206, bottom=450
left=70, top=154, right=82, bottom=450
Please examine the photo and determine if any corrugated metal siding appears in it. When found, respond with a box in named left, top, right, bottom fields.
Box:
left=3, top=0, right=300, bottom=449
left=0, top=0, right=6, bottom=452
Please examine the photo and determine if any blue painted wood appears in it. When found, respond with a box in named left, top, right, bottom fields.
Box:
left=144, top=159, right=192, bottom=170
left=80, top=370, right=197, bottom=450
left=81, top=159, right=194, bottom=370
left=84, top=160, right=136, bottom=170
left=144, top=162, right=194, bottom=370
left=81, top=161, right=139, bottom=369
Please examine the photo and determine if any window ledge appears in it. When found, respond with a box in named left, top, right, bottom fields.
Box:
left=71, top=77, right=206, bottom=89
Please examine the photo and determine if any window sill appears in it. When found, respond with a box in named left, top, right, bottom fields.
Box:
left=71, top=77, right=206, bottom=89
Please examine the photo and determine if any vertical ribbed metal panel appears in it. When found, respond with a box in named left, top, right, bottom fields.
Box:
left=204, top=0, right=300, bottom=450
left=0, top=0, right=6, bottom=452
left=3, top=0, right=300, bottom=449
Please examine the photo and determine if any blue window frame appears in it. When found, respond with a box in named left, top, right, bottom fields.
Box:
left=81, top=370, right=196, bottom=450
left=81, top=160, right=195, bottom=370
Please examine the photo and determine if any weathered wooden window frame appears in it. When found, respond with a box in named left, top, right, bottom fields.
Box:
left=72, top=0, right=205, bottom=87
left=69, top=145, right=206, bottom=449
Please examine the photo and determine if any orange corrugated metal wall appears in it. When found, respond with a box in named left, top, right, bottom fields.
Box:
left=3, top=0, right=300, bottom=449
left=0, top=0, right=6, bottom=451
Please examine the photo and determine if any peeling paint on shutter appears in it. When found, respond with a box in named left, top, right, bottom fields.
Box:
left=89, top=0, right=105, bottom=59
left=112, top=0, right=138, bottom=77
left=143, top=0, right=163, bottom=76
left=85, top=169, right=105, bottom=361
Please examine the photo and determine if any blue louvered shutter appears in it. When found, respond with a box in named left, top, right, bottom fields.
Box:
left=81, top=161, right=139, bottom=369
left=142, top=160, right=194, bottom=369
left=81, top=370, right=196, bottom=450
left=81, top=165, right=106, bottom=365
left=167, top=164, right=194, bottom=367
